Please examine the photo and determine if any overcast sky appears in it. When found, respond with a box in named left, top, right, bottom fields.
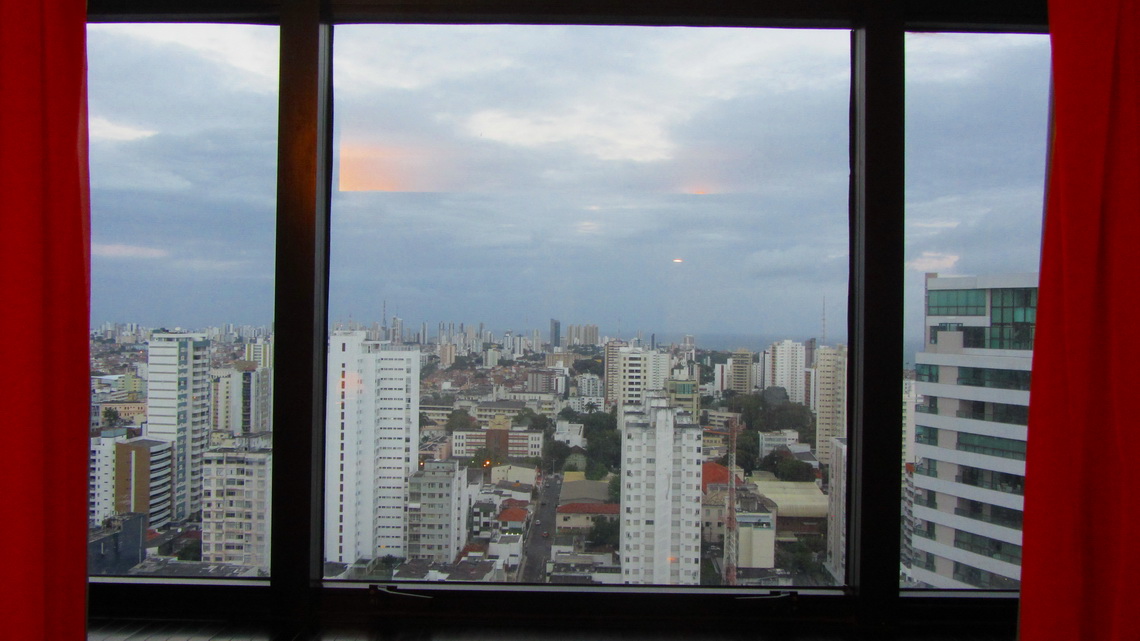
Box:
left=88, top=24, right=1050, bottom=351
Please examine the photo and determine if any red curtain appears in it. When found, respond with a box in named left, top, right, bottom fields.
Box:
left=0, top=1, right=90, bottom=639
left=1021, top=0, right=1140, bottom=638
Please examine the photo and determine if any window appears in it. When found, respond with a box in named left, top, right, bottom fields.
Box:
left=86, top=0, right=1045, bottom=634
left=903, top=31, right=1048, bottom=592
left=87, top=23, right=279, bottom=578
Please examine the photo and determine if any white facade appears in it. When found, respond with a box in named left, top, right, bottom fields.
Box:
left=576, top=373, right=603, bottom=398
left=910, top=273, right=1035, bottom=590
left=202, top=447, right=273, bottom=569
left=757, top=429, right=800, bottom=458
left=89, top=431, right=124, bottom=526
left=611, top=346, right=670, bottom=425
left=147, top=332, right=211, bottom=522
left=553, top=420, right=587, bottom=449
left=620, top=392, right=703, bottom=585
left=766, top=339, right=807, bottom=405
left=325, top=331, right=420, bottom=565
left=210, top=365, right=271, bottom=437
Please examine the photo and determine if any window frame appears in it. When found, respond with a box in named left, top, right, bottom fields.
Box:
left=85, top=0, right=1047, bottom=635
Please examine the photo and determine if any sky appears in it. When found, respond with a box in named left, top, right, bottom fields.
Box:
left=87, top=24, right=1050, bottom=351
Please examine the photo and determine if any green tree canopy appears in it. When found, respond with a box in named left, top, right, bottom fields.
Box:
left=444, top=409, right=477, bottom=432
left=587, top=517, right=619, bottom=549
left=572, top=358, right=604, bottom=377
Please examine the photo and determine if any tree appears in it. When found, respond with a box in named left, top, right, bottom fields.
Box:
left=418, top=412, right=431, bottom=427
left=735, top=430, right=759, bottom=474
left=608, top=474, right=621, bottom=502
left=543, top=440, right=571, bottom=471
left=775, top=457, right=816, bottom=482
left=101, top=407, right=122, bottom=428
left=444, top=409, right=477, bottom=432
left=585, top=428, right=620, bottom=471
left=572, top=358, right=604, bottom=377
left=584, top=459, right=608, bottom=480
left=588, top=517, right=619, bottom=549
left=584, top=401, right=599, bottom=414
left=557, top=407, right=581, bottom=421
left=466, top=447, right=503, bottom=469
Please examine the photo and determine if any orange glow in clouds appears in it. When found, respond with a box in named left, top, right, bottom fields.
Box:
left=339, top=143, right=453, bottom=192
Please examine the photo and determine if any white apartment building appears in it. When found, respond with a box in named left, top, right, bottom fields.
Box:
left=608, top=345, right=670, bottom=426
left=814, top=345, right=848, bottom=469
left=325, top=331, right=420, bottom=566
left=147, top=332, right=211, bottom=522
left=765, top=339, right=807, bottom=405
left=210, top=363, right=272, bottom=438
left=576, top=373, right=603, bottom=398
left=620, top=392, right=703, bottom=585
left=89, top=430, right=125, bottom=527
left=757, top=429, right=800, bottom=458
left=243, top=335, right=274, bottom=370
left=910, top=273, right=1034, bottom=590
left=201, top=445, right=272, bottom=569
left=407, top=460, right=467, bottom=564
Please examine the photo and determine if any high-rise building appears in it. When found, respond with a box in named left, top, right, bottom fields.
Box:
left=243, top=335, right=274, bottom=370
left=826, top=436, right=847, bottom=583
left=210, top=362, right=272, bottom=438
left=407, top=460, right=466, bottom=563
left=576, top=373, right=603, bottom=399
left=201, top=443, right=272, bottom=568
left=728, top=349, right=754, bottom=395
left=666, top=378, right=700, bottom=419
left=611, top=346, right=671, bottom=424
left=325, top=331, right=420, bottom=565
left=766, top=339, right=806, bottom=405
left=910, top=273, right=1034, bottom=590
left=147, top=332, right=211, bottom=522
left=603, top=339, right=628, bottom=408
left=813, top=344, right=847, bottom=469
left=550, top=318, right=561, bottom=350
left=620, top=391, right=702, bottom=585
left=115, top=437, right=174, bottom=529
left=439, top=342, right=456, bottom=369
left=89, top=429, right=127, bottom=527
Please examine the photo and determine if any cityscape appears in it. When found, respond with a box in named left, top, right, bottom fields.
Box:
left=88, top=270, right=1034, bottom=590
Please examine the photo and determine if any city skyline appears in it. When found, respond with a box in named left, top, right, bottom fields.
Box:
left=87, top=25, right=1049, bottom=344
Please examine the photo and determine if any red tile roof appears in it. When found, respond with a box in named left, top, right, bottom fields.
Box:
left=556, top=502, right=620, bottom=515
left=702, top=461, right=743, bottom=493
left=497, top=507, right=529, bottom=523
left=503, top=498, right=529, bottom=509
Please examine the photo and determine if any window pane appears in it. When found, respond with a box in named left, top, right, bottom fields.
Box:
left=87, top=24, right=279, bottom=578
left=327, top=25, right=850, bottom=587
left=901, top=32, right=1050, bottom=590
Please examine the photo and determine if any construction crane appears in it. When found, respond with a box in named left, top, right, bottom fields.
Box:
left=724, top=417, right=742, bottom=586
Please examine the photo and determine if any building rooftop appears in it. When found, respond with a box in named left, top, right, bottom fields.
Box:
left=556, top=502, right=619, bottom=515
left=497, top=507, right=529, bottom=523
left=128, top=557, right=262, bottom=578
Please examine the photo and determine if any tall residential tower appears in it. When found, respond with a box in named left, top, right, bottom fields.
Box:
left=325, top=331, right=421, bottom=566
left=909, top=273, right=1034, bottom=589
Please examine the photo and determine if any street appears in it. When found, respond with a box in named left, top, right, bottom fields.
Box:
left=519, top=474, right=563, bottom=583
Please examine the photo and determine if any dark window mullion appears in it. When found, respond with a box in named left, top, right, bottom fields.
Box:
left=271, top=0, right=333, bottom=623
left=849, top=2, right=904, bottom=626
